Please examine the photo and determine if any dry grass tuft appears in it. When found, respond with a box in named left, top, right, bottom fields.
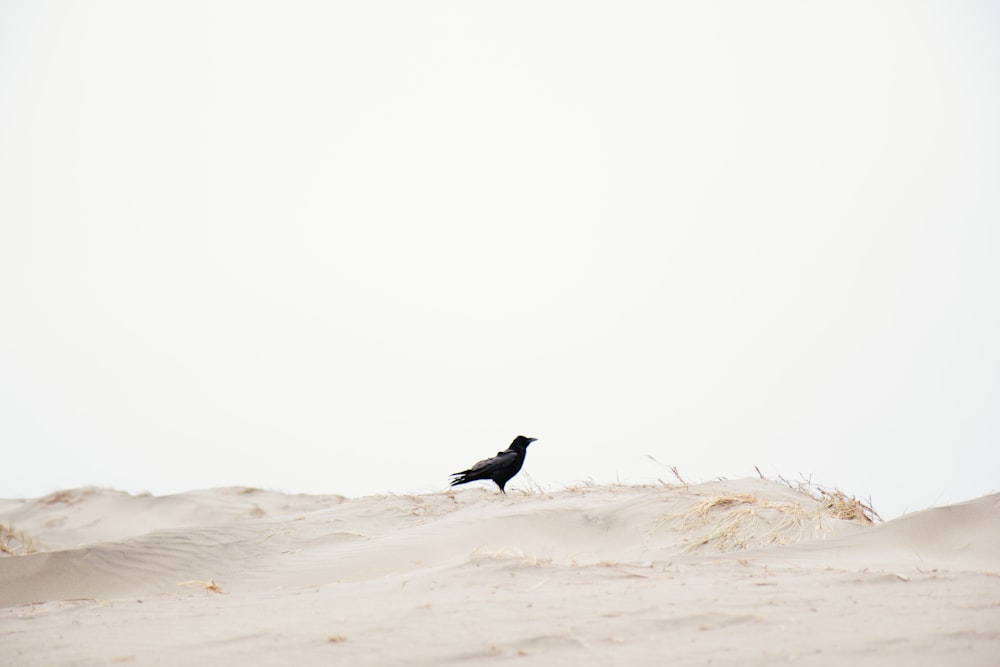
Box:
left=664, top=494, right=785, bottom=552
left=775, top=474, right=881, bottom=525
left=0, top=522, right=35, bottom=556
left=661, top=482, right=875, bottom=553
left=39, top=489, right=87, bottom=506
left=38, top=487, right=121, bottom=506
left=645, top=455, right=689, bottom=487
left=516, top=473, right=547, bottom=495
left=817, top=487, right=879, bottom=524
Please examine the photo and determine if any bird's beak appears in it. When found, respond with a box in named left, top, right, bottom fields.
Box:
left=528, top=438, right=538, bottom=443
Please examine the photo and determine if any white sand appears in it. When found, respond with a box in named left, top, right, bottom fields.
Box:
left=2, top=479, right=998, bottom=666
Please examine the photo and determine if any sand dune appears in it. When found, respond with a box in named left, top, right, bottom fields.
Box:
left=2, top=479, right=998, bottom=665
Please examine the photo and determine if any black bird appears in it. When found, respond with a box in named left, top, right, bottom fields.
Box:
left=450, top=436, right=538, bottom=493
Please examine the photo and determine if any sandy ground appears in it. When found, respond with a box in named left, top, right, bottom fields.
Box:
left=1, top=478, right=998, bottom=666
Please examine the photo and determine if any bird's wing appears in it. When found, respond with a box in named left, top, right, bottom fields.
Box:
left=462, top=449, right=517, bottom=476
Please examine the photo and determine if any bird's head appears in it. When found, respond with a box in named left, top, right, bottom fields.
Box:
left=512, top=435, right=537, bottom=448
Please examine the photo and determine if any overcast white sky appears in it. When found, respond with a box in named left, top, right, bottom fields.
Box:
left=1, top=1, right=997, bottom=518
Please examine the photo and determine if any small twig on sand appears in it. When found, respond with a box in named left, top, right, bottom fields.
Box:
left=177, top=579, right=224, bottom=593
